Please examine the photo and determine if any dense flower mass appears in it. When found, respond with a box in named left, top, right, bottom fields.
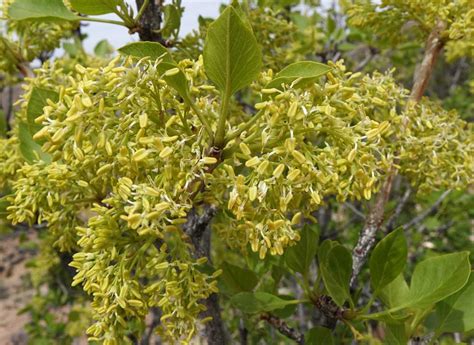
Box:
left=1, top=50, right=472, bottom=343
left=346, top=0, right=474, bottom=60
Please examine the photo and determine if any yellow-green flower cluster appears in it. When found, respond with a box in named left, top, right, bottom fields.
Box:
left=346, top=0, right=474, bottom=61
left=212, top=61, right=402, bottom=254
left=6, top=56, right=222, bottom=342
left=7, top=162, right=89, bottom=251
left=213, top=60, right=473, bottom=255
left=3, top=51, right=473, bottom=343
left=399, top=101, right=474, bottom=194
left=70, top=201, right=218, bottom=344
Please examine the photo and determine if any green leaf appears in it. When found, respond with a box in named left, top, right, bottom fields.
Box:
left=118, top=42, right=174, bottom=63
left=380, top=274, right=410, bottom=308
left=272, top=295, right=298, bottom=319
left=69, top=0, right=119, bottom=15
left=320, top=244, right=352, bottom=306
left=94, top=39, right=114, bottom=58
left=318, top=239, right=337, bottom=266
left=265, top=61, right=331, bottom=89
left=220, top=261, right=259, bottom=293
left=370, top=229, right=407, bottom=293
left=203, top=6, right=262, bottom=95
left=27, top=87, right=59, bottom=137
left=434, top=273, right=474, bottom=333
left=0, top=109, right=6, bottom=137
left=384, top=322, right=408, bottom=345
left=18, top=122, right=51, bottom=164
left=161, top=4, right=181, bottom=38
left=405, top=252, right=471, bottom=308
left=230, top=292, right=298, bottom=314
left=8, top=0, right=78, bottom=21
left=285, top=224, right=319, bottom=275
left=305, top=326, right=334, bottom=345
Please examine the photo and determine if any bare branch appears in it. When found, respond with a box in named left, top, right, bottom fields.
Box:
left=402, top=190, right=451, bottom=230
left=344, top=202, right=365, bottom=220
left=385, top=187, right=412, bottom=232
left=261, top=313, right=305, bottom=344
left=409, top=20, right=446, bottom=102
left=350, top=172, right=394, bottom=288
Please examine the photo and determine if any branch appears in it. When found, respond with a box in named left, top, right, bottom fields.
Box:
left=183, top=205, right=228, bottom=345
left=384, top=187, right=412, bottom=233
left=401, top=190, right=450, bottom=231
left=134, top=0, right=164, bottom=43
left=261, top=313, right=305, bottom=344
left=344, top=202, right=365, bottom=220
left=409, top=20, right=446, bottom=102
left=350, top=172, right=394, bottom=288
left=350, top=21, right=446, bottom=288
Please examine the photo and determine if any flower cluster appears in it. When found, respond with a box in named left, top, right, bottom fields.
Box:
left=346, top=0, right=474, bottom=61
left=2, top=51, right=472, bottom=343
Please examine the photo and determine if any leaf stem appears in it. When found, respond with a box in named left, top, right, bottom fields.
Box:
left=135, top=0, right=150, bottom=22
left=186, top=100, right=214, bottom=139
left=215, top=89, right=231, bottom=148
left=357, top=305, right=405, bottom=320
left=225, top=108, right=264, bottom=142
left=81, top=17, right=128, bottom=27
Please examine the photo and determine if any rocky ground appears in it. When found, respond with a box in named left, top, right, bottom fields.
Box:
left=0, top=230, right=36, bottom=345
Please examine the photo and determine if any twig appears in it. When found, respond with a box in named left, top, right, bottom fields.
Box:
left=261, top=313, right=305, bottom=344
left=344, top=202, right=365, bottom=220
left=239, top=319, right=248, bottom=345
left=384, top=187, right=412, bottom=232
left=350, top=172, right=394, bottom=288
left=402, top=190, right=451, bottom=230
left=409, top=21, right=446, bottom=102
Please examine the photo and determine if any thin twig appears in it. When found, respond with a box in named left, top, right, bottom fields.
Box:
left=261, top=313, right=305, bottom=344
left=402, top=190, right=451, bottom=230
left=344, top=202, right=365, bottom=220
left=384, top=187, right=412, bottom=233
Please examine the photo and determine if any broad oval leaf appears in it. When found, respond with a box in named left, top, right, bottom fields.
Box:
left=265, top=61, right=331, bottom=89
left=19, top=122, right=51, bottom=164
left=94, top=39, right=114, bottom=58
left=161, top=4, right=181, bottom=38
left=8, top=0, right=79, bottom=21
left=285, top=224, right=319, bottom=275
left=370, top=228, right=407, bottom=293
left=379, top=273, right=410, bottom=308
left=320, top=244, right=352, bottom=307
left=69, top=0, right=119, bottom=15
left=434, top=273, right=474, bottom=333
left=305, top=326, right=334, bottom=345
left=220, top=261, right=259, bottom=294
left=203, top=6, right=262, bottom=95
left=406, top=252, right=470, bottom=308
left=317, top=239, right=337, bottom=267
left=230, top=292, right=298, bottom=314
left=118, top=42, right=174, bottom=63
left=27, top=87, right=59, bottom=138
left=384, top=322, right=408, bottom=345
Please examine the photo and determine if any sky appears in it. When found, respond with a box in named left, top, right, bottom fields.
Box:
left=81, top=0, right=225, bottom=53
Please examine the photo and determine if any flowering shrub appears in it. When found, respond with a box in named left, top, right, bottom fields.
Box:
left=0, top=0, right=473, bottom=344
